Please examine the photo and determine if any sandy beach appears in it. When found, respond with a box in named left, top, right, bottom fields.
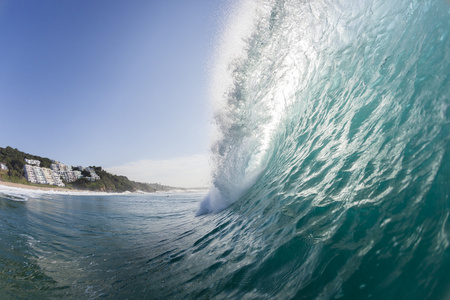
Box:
left=0, top=180, right=84, bottom=192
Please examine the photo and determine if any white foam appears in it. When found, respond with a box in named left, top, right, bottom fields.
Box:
left=0, top=184, right=122, bottom=200
left=209, top=0, right=259, bottom=113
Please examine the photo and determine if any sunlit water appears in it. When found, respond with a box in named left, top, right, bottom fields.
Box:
left=0, top=189, right=210, bottom=299
left=1, top=0, right=450, bottom=298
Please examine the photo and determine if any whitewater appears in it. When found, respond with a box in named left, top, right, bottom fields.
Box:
left=1, top=0, right=449, bottom=299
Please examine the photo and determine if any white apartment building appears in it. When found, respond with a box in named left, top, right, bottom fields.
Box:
left=24, top=160, right=99, bottom=186
left=51, top=170, right=65, bottom=187
left=33, top=166, right=47, bottom=185
left=51, top=163, right=72, bottom=172
left=0, top=162, right=8, bottom=170
left=24, top=164, right=65, bottom=187
left=59, top=170, right=82, bottom=183
left=24, top=164, right=37, bottom=183
left=41, top=168, right=55, bottom=186
left=25, top=158, right=40, bottom=166
left=90, top=171, right=100, bottom=181
left=61, top=164, right=72, bottom=172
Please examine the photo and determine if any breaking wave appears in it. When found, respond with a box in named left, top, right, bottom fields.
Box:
left=194, top=0, right=449, bottom=298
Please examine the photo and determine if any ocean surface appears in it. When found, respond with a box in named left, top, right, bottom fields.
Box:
left=1, top=0, right=450, bottom=299
left=0, top=188, right=210, bottom=299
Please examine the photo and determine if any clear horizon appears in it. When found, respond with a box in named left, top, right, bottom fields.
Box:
left=0, top=0, right=231, bottom=188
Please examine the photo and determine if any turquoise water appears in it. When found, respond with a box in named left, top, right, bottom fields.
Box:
left=0, top=190, right=208, bottom=298
left=1, top=0, right=450, bottom=298
left=201, top=0, right=450, bottom=298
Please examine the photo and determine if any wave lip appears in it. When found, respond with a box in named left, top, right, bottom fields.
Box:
left=193, top=0, right=450, bottom=296
left=199, top=0, right=450, bottom=222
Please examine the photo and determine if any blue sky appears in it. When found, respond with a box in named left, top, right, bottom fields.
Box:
left=0, top=0, right=229, bottom=187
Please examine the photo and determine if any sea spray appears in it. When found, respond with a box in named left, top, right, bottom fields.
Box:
left=199, top=0, right=449, bottom=220
left=199, top=0, right=271, bottom=214
left=2, top=0, right=446, bottom=298
left=194, top=1, right=449, bottom=297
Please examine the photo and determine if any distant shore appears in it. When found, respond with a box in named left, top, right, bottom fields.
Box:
left=0, top=180, right=84, bottom=193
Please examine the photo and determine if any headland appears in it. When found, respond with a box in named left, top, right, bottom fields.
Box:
left=0, top=146, right=175, bottom=193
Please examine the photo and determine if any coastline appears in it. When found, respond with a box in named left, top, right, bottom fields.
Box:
left=0, top=180, right=84, bottom=193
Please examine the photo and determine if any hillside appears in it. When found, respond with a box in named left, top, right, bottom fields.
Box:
left=69, top=166, right=172, bottom=193
left=0, top=146, right=173, bottom=193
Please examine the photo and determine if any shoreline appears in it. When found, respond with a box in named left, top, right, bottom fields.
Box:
left=0, top=180, right=85, bottom=193
left=0, top=179, right=206, bottom=195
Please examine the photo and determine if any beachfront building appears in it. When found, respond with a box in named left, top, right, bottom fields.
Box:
left=74, top=166, right=101, bottom=181
left=23, top=164, right=65, bottom=187
left=83, top=167, right=100, bottom=181
left=0, top=162, right=8, bottom=170
left=24, top=164, right=37, bottom=183
left=59, top=170, right=82, bottom=183
left=51, top=162, right=81, bottom=183
left=25, top=158, right=40, bottom=166
left=51, top=163, right=72, bottom=172
left=51, top=170, right=65, bottom=187
left=42, top=167, right=65, bottom=186
left=24, top=160, right=98, bottom=186
left=41, top=168, right=55, bottom=185
left=33, top=166, right=47, bottom=185
left=89, top=171, right=100, bottom=181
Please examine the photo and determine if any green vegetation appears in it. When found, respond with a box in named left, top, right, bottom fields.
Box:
left=70, top=166, right=172, bottom=193
left=0, top=146, right=173, bottom=193
left=0, top=146, right=52, bottom=183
